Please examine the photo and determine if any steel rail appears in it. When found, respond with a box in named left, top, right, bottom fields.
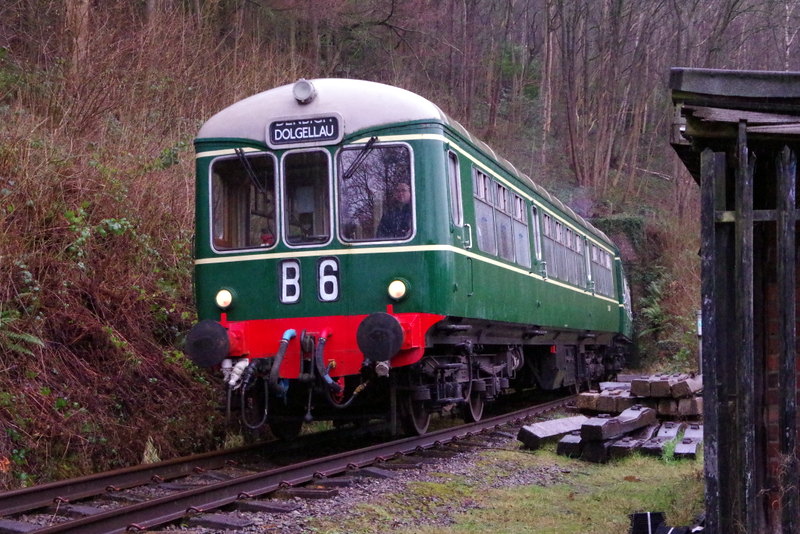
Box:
left=27, top=396, right=570, bottom=534
left=0, top=443, right=262, bottom=516
left=0, top=424, right=360, bottom=516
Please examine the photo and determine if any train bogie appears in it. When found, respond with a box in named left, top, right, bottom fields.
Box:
left=185, top=78, right=632, bottom=437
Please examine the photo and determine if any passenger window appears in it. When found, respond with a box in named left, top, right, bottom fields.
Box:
left=473, top=169, right=496, bottom=255
left=531, top=206, right=542, bottom=261
left=447, top=151, right=463, bottom=226
left=284, top=150, right=331, bottom=245
left=338, top=144, right=413, bottom=241
left=513, top=195, right=531, bottom=268
left=210, top=152, right=277, bottom=250
left=495, top=184, right=513, bottom=261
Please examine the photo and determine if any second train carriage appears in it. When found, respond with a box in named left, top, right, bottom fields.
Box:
left=185, top=78, right=633, bottom=437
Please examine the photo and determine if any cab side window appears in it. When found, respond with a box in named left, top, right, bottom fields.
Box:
left=338, top=144, right=413, bottom=242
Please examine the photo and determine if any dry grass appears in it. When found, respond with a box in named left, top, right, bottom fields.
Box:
left=0, top=5, right=301, bottom=488
left=0, top=3, right=701, bottom=487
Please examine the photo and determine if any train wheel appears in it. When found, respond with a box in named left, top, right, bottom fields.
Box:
left=463, top=390, right=484, bottom=423
left=400, top=394, right=431, bottom=435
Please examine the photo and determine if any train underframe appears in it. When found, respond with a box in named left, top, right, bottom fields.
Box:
left=212, top=316, right=628, bottom=439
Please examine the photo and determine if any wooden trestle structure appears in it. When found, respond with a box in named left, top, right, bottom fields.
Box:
left=670, top=68, right=799, bottom=534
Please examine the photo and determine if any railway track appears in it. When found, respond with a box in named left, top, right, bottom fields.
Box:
left=0, top=396, right=573, bottom=534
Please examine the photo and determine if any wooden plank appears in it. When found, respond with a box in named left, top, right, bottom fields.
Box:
left=777, top=146, right=799, bottom=530
left=700, top=148, right=724, bottom=533
left=735, top=121, right=757, bottom=533
left=686, top=105, right=800, bottom=124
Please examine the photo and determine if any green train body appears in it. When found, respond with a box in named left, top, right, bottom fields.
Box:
left=185, top=78, right=632, bottom=436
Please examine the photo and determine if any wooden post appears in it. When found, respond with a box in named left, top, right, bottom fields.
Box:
left=700, top=148, right=724, bottom=533
left=735, top=122, right=757, bottom=533
left=777, top=146, right=798, bottom=530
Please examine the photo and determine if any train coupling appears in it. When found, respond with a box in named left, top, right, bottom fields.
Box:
left=374, top=360, right=390, bottom=377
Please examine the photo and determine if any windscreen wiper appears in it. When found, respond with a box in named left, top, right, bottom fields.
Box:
left=234, top=147, right=266, bottom=193
left=341, top=136, right=378, bottom=181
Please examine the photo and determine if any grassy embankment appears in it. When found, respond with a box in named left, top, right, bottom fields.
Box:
left=0, top=8, right=299, bottom=487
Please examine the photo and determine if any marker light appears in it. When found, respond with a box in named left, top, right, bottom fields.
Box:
left=293, top=79, right=316, bottom=104
left=215, top=289, right=233, bottom=309
left=388, top=279, right=408, bottom=301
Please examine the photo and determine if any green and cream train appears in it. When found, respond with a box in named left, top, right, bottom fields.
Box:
left=185, top=78, right=633, bottom=437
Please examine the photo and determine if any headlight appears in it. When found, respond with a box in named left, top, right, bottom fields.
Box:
left=387, top=279, right=408, bottom=301
left=215, top=289, right=234, bottom=309
left=293, top=79, right=316, bottom=104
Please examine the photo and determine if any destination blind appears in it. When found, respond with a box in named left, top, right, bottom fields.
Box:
left=269, top=117, right=340, bottom=147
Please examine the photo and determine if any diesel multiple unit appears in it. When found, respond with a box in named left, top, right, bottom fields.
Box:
left=185, top=78, right=633, bottom=437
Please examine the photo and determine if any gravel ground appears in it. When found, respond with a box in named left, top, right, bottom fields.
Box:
left=159, top=430, right=568, bottom=534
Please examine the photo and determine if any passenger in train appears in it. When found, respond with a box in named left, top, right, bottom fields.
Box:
left=377, top=182, right=412, bottom=238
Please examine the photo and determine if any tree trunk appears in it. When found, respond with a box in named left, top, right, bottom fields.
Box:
left=65, top=0, right=90, bottom=82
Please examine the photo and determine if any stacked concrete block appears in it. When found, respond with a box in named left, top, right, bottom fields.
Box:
left=552, top=405, right=657, bottom=463
left=578, top=374, right=703, bottom=418
left=521, top=374, right=705, bottom=461
left=517, top=415, right=588, bottom=450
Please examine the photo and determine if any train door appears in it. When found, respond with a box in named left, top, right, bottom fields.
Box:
left=447, top=150, right=467, bottom=246
left=448, top=149, right=474, bottom=295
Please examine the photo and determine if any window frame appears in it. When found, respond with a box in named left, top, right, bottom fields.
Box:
left=208, top=150, right=279, bottom=253
left=281, top=148, right=334, bottom=249
left=335, top=141, right=416, bottom=245
left=447, top=150, right=464, bottom=227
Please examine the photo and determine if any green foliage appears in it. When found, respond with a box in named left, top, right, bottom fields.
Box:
left=638, top=271, right=669, bottom=341
left=0, top=307, right=44, bottom=358
left=0, top=46, right=22, bottom=102
left=64, top=205, right=133, bottom=265
left=148, top=141, right=188, bottom=171
left=636, top=268, right=699, bottom=373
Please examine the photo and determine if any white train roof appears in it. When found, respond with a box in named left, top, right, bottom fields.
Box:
left=197, top=78, right=614, bottom=247
left=198, top=78, right=450, bottom=141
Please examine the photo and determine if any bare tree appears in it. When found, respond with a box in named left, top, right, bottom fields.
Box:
left=65, top=0, right=90, bottom=81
